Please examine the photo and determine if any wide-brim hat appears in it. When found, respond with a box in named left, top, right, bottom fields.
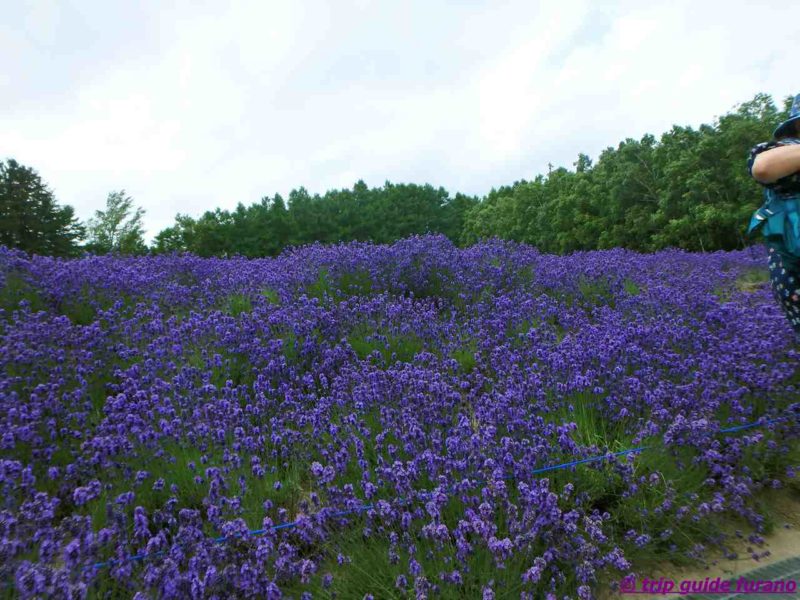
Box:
left=773, top=93, right=800, bottom=139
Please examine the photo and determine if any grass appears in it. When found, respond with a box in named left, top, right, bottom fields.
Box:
left=4, top=260, right=800, bottom=599
left=734, top=267, right=771, bottom=293
left=285, top=524, right=542, bottom=599
left=8, top=373, right=798, bottom=599
left=505, top=314, right=568, bottom=347
left=714, top=266, right=771, bottom=301
left=261, top=288, right=281, bottom=304
left=550, top=391, right=632, bottom=451
left=0, top=272, right=135, bottom=327
left=450, top=339, right=478, bottom=373
left=577, top=275, right=616, bottom=308
left=337, top=268, right=374, bottom=297
left=347, top=323, right=428, bottom=364
left=188, top=348, right=255, bottom=389
left=224, top=293, right=253, bottom=316
left=305, top=267, right=334, bottom=301
left=623, top=278, right=641, bottom=296
left=0, top=272, right=48, bottom=317
left=284, top=410, right=800, bottom=599
left=535, top=387, right=800, bottom=573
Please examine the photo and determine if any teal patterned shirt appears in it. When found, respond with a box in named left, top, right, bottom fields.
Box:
left=747, top=137, right=800, bottom=269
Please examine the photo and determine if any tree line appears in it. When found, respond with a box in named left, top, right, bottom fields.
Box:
left=0, top=92, right=793, bottom=258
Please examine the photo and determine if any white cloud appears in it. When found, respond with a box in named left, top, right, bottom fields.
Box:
left=1, top=0, right=797, bottom=243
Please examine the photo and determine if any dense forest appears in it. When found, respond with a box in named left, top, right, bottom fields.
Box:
left=0, top=92, right=793, bottom=257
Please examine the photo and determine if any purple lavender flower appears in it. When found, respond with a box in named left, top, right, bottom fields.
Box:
left=1, top=237, right=797, bottom=597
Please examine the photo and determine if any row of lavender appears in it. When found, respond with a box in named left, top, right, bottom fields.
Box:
left=1, top=235, right=799, bottom=599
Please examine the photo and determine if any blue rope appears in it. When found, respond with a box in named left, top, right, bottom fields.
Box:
left=83, top=413, right=792, bottom=571
left=524, top=416, right=786, bottom=476
left=530, top=446, right=649, bottom=474
left=719, top=417, right=782, bottom=434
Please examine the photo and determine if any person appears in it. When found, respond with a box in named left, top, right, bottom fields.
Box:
left=747, top=93, right=800, bottom=344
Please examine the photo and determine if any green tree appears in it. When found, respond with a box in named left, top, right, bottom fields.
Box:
left=440, top=192, right=480, bottom=245
left=0, top=158, right=85, bottom=256
left=151, top=91, right=792, bottom=257
left=152, top=214, right=197, bottom=254
left=287, top=187, right=329, bottom=245
left=268, top=194, right=292, bottom=252
left=86, top=190, right=147, bottom=254
left=463, top=92, right=790, bottom=254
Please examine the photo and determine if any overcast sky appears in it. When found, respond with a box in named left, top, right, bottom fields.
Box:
left=2, top=0, right=796, bottom=242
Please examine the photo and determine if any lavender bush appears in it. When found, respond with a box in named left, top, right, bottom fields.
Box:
left=1, top=234, right=798, bottom=599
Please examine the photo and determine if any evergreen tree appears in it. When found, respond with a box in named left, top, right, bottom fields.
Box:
left=0, top=158, right=85, bottom=256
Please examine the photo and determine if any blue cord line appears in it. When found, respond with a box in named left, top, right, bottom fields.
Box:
left=530, top=446, right=650, bottom=474
left=83, top=413, right=793, bottom=571
left=719, top=417, right=782, bottom=434
left=525, top=417, right=786, bottom=477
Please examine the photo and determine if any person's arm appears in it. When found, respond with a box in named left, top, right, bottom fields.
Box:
left=751, top=144, right=800, bottom=184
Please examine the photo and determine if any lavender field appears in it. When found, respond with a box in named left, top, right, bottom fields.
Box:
left=1, top=234, right=799, bottom=599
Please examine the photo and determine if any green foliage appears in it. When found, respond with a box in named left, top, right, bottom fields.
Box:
left=0, top=272, right=48, bottom=316
left=734, top=267, right=770, bottom=292
left=85, top=190, right=147, bottom=255
left=546, top=391, right=631, bottom=451
left=299, top=267, right=375, bottom=303
left=451, top=339, right=478, bottom=372
left=713, top=266, right=771, bottom=300
left=623, top=278, right=641, bottom=295
left=0, top=158, right=85, bottom=256
left=305, top=268, right=334, bottom=301
left=505, top=317, right=537, bottom=347
left=577, top=275, right=615, bottom=307
left=347, top=331, right=384, bottom=361
left=279, top=330, right=300, bottom=363
left=151, top=214, right=196, bottom=254
left=188, top=348, right=255, bottom=389
left=336, top=268, right=373, bottom=297
left=387, top=333, right=425, bottom=364
left=55, top=284, right=136, bottom=326
left=60, top=296, right=100, bottom=326
left=7, top=92, right=789, bottom=260
left=347, top=323, right=426, bottom=364
left=225, top=293, right=253, bottom=316
left=261, top=288, right=281, bottom=304
left=152, top=181, right=480, bottom=257
left=462, top=92, right=789, bottom=254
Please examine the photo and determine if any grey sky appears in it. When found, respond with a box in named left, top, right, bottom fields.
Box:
left=2, top=0, right=796, bottom=242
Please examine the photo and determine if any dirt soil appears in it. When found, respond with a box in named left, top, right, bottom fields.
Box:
left=596, top=486, right=800, bottom=600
